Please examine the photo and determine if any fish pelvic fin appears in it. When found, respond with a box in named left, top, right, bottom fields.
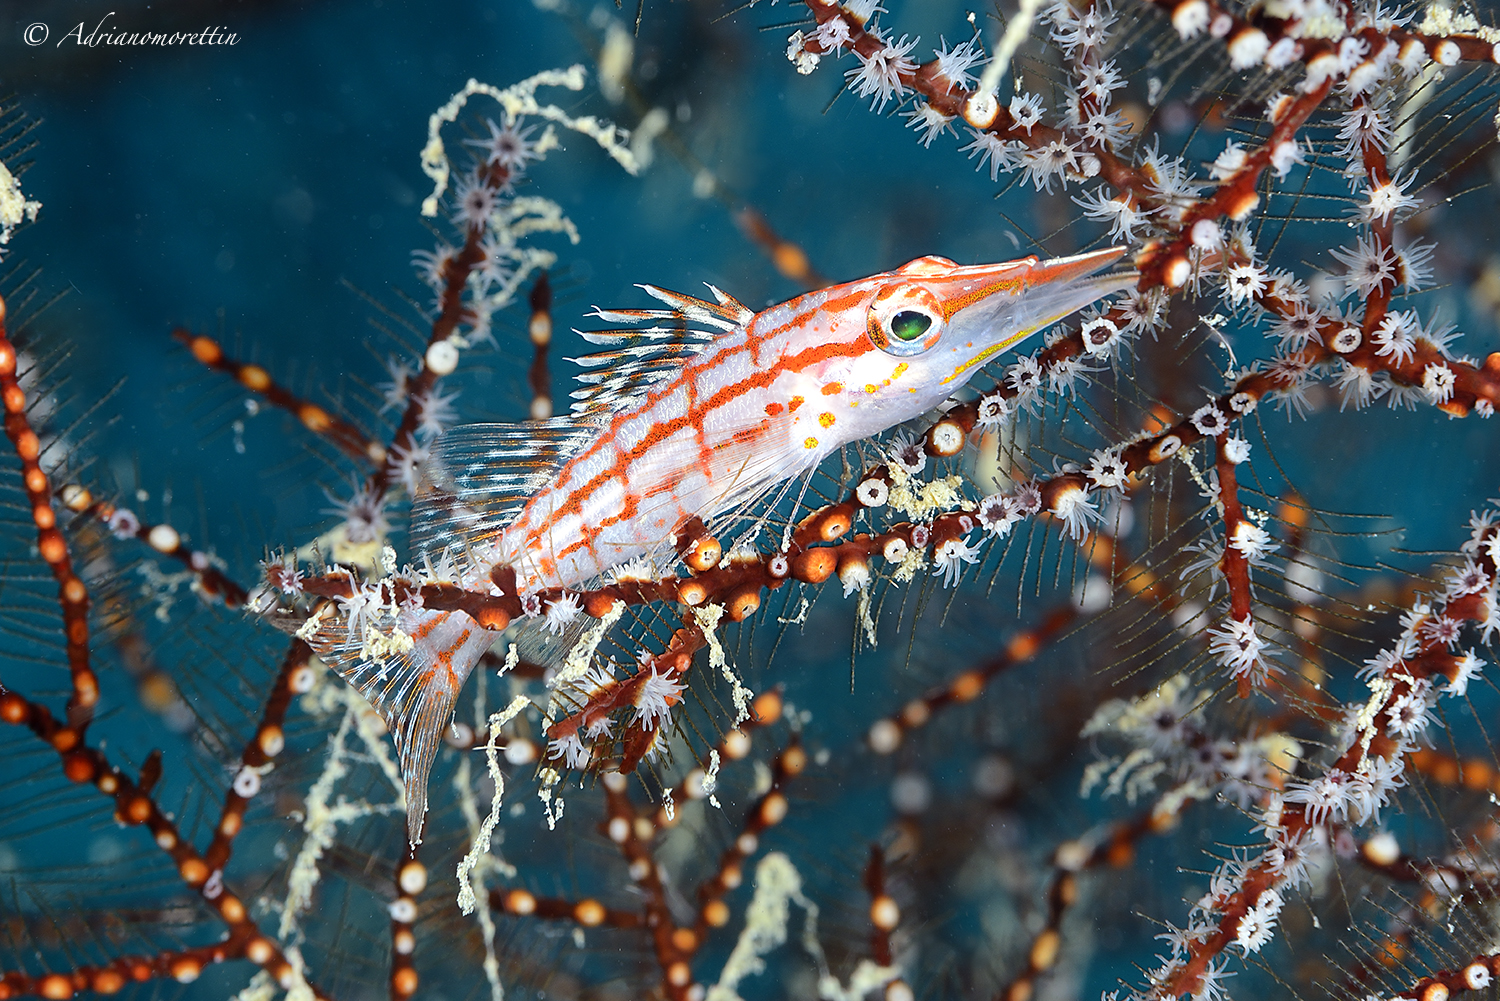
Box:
left=299, top=600, right=497, bottom=845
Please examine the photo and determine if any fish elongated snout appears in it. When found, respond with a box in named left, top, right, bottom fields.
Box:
left=1012, top=265, right=1139, bottom=338
left=939, top=248, right=1137, bottom=368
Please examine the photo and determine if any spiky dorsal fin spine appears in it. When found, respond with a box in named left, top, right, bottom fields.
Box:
left=636, top=284, right=751, bottom=330
left=701, top=283, right=754, bottom=324
left=568, top=285, right=751, bottom=416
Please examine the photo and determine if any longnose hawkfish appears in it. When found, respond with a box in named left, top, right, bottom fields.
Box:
left=290, top=247, right=1134, bottom=843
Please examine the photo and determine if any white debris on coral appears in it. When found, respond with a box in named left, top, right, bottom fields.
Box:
left=550, top=599, right=626, bottom=694
left=420, top=66, right=638, bottom=218
left=457, top=694, right=532, bottom=916
left=886, top=459, right=967, bottom=522
left=279, top=702, right=405, bottom=941
left=0, top=160, right=40, bottom=255
left=705, top=852, right=899, bottom=1001
left=694, top=603, right=755, bottom=727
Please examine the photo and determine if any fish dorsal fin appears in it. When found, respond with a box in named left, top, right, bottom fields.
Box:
left=701, top=283, right=754, bottom=324
left=637, top=283, right=752, bottom=329
left=567, top=284, right=752, bottom=416
left=410, top=417, right=595, bottom=577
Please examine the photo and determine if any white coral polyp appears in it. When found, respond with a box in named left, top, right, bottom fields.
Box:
left=932, top=535, right=981, bottom=587
left=1208, top=614, right=1272, bottom=682
left=543, top=592, right=583, bottom=635
left=1050, top=483, right=1101, bottom=541
left=633, top=667, right=684, bottom=727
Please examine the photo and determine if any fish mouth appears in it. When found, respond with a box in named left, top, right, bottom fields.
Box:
left=941, top=249, right=1137, bottom=386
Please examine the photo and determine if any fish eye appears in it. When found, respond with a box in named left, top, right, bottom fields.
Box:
left=867, top=284, right=944, bottom=357
left=889, top=310, right=932, bottom=342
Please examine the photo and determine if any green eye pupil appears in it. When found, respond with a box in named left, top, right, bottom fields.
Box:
left=889, top=310, right=932, bottom=342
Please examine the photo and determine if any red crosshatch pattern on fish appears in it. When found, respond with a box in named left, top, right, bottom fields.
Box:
left=297, top=248, right=1132, bottom=843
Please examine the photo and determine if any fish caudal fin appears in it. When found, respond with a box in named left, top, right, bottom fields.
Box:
left=298, top=600, right=497, bottom=845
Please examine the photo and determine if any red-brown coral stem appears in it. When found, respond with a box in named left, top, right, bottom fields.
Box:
left=526, top=271, right=553, bottom=420
left=173, top=328, right=382, bottom=466
left=372, top=160, right=511, bottom=499
left=0, top=684, right=324, bottom=999
left=202, top=640, right=311, bottom=872
left=0, top=295, right=96, bottom=731
left=0, top=938, right=251, bottom=1000
left=390, top=849, right=424, bottom=1001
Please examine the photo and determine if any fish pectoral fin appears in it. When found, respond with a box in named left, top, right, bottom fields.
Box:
left=507, top=613, right=593, bottom=675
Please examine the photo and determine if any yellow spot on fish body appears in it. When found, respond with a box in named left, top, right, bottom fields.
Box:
left=819, top=412, right=835, bottom=428
left=804, top=436, right=819, bottom=449
left=865, top=363, right=913, bottom=397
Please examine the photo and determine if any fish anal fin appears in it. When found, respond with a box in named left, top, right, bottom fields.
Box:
left=390, top=669, right=460, bottom=846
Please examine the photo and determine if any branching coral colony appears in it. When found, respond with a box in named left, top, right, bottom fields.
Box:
left=6, top=1, right=1500, bottom=1000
